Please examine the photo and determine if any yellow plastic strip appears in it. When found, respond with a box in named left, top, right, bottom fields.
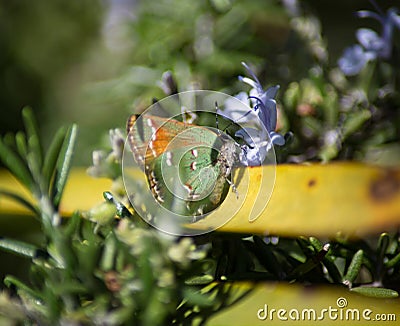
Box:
left=1, top=163, right=399, bottom=237
left=0, top=169, right=111, bottom=216
left=193, top=163, right=400, bottom=236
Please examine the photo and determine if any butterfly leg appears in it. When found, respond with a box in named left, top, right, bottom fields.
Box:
left=225, top=174, right=239, bottom=199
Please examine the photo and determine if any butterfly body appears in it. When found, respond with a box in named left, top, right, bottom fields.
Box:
left=127, top=114, right=239, bottom=217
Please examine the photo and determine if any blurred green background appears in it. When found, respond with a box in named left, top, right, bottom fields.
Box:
left=0, top=0, right=398, bottom=165
left=0, top=1, right=399, bottom=321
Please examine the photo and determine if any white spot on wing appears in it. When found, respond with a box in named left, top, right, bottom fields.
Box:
left=148, top=141, right=157, bottom=157
left=166, top=151, right=173, bottom=166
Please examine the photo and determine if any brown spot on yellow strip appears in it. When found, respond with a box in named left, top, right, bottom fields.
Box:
left=370, top=170, right=400, bottom=202
left=189, top=163, right=400, bottom=237
left=2, top=164, right=400, bottom=237
left=308, top=179, right=316, bottom=187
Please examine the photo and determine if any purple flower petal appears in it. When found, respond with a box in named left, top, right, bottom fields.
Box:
left=356, top=28, right=385, bottom=52
left=356, top=10, right=383, bottom=23
left=269, top=132, right=286, bottom=146
left=338, top=45, right=370, bottom=76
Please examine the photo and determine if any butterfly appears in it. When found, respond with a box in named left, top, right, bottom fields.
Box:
left=126, top=113, right=240, bottom=218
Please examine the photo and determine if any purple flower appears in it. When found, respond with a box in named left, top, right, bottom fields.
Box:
left=357, top=7, right=400, bottom=58
left=222, top=62, right=286, bottom=166
left=338, top=6, right=400, bottom=76
left=338, top=45, right=375, bottom=76
left=356, top=29, right=385, bottom=57
left=238, top=62, right=285, bottom=146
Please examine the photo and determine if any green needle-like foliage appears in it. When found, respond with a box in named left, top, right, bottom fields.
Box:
left=0, top=109, right=250, bottom=324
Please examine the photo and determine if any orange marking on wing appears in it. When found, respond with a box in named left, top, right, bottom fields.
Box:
left=127, top=114, right=212, bottom=165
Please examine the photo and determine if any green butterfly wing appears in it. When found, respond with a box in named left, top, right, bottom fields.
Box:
left=127, top=114, right=236, bottom=218
left=151, top=145, right=230, bottom=217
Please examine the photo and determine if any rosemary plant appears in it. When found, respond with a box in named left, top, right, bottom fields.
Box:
left=0, top=108, right=249, bottom=324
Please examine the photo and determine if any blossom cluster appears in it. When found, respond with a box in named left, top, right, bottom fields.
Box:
left=223, top=62, right=286, bottom=166
left=338, top=6, right=400, bottom=76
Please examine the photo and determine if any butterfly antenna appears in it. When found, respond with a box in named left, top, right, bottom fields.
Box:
left=248, top=96, right=263, bottom=111
left=215, top=101, right=252, bottom=144
left=215, top=101, right=242, bottom=134
left=218, top=107, right=254, bottom=134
